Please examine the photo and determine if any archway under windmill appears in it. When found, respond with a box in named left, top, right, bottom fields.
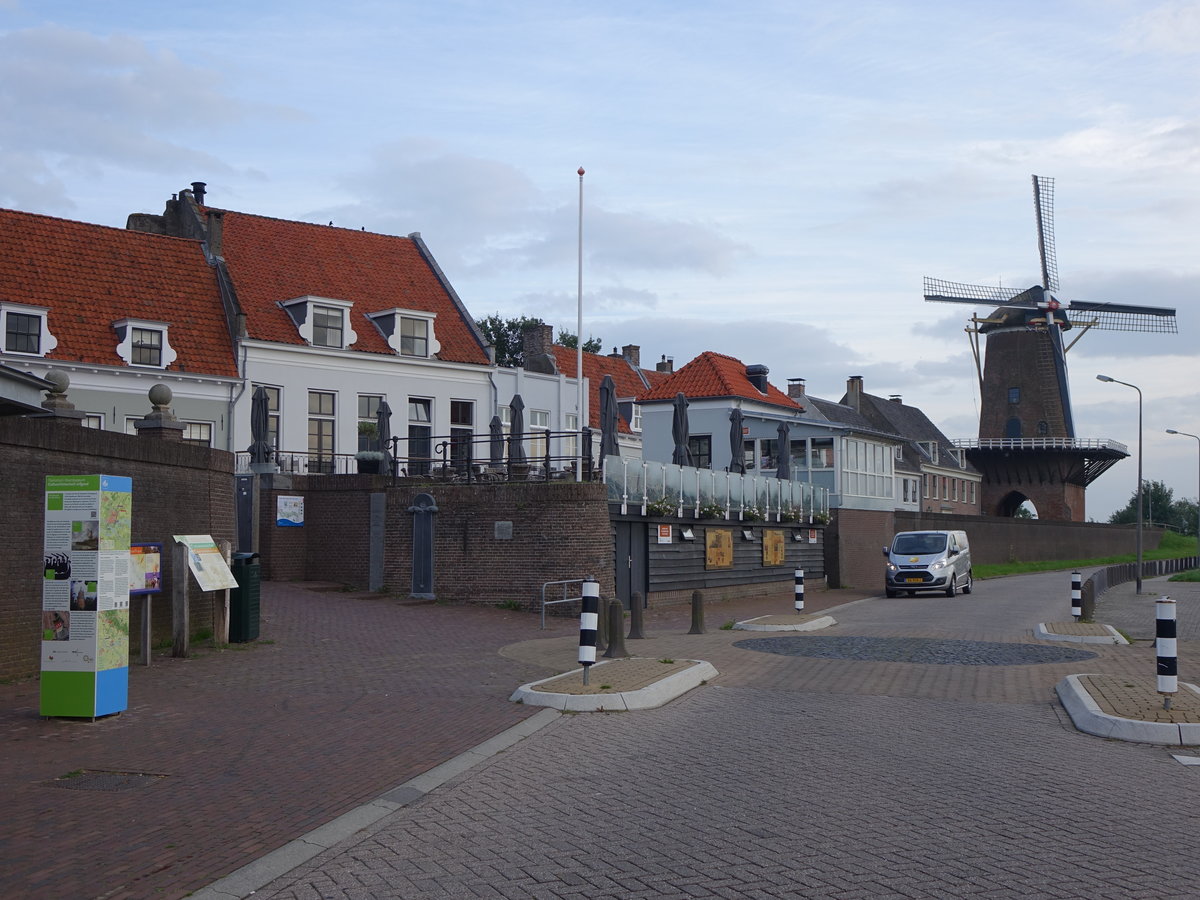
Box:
left=996, top=491, right=1038, bottom=519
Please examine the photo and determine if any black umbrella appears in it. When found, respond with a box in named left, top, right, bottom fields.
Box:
left=671, top=392, right=691, bottom=466
left=729, top=408, right=746, bottom=474
left=599, top=375, right=620, bottom=465
left=248, top=385, right=272, bottom=464
left=489, top=415, right=505, bottom=466
left=776, top=420, right=791, bottom=479
left=508, top=394, right=527, bottom=466
left=376, top=400, right=393, bottom=468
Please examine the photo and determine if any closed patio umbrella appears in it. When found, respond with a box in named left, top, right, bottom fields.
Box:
left=671, top=392, right=691, bottom=466
left=508, top=394, right=527, bottom=466
left=376, top=399, right=393, bottom=471
left=489, top=415, right=505, bottom=466
left=729, top=408, right=746, bottom=474
left=599, top=375, right=620, bottom=465
left=248, top=385, right=272, bottom=464
left=776, top=420, right=791, bottom=479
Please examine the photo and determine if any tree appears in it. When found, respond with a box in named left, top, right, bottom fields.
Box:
left=1107, top=479, right=1196, bottom=533
left=475, top=314, right=546, bottom=367
left=556, top=330, right=603, bottom=354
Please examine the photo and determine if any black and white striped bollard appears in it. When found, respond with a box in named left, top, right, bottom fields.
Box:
left=1071, top=571, right=1082, bottom=621
left=579, top=578, right=599, bottom=685
left=1157, top=597, right=1177, bottom=710
left=794, top=568, right=805, bottom=613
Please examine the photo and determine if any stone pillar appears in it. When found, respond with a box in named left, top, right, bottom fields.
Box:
left=40, top=371, right=85, bottom=425
left=134, top=383, right=186, bottom=441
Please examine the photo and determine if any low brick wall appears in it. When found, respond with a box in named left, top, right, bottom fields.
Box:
left=0, top=418, right=235, bottom=680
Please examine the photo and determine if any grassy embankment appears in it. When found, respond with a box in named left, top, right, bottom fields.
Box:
left=974, top=531, right=1199, bottom=581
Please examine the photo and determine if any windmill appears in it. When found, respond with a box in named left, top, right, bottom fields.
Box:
left=925, top=175, right=1176, bottom=440
left=922, top=176, right=1178, bottom=520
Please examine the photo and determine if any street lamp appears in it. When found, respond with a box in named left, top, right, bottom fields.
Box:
left=1165, top=429, right=1200, bottom=544
left=1097, top=374, right=1143, bottom=593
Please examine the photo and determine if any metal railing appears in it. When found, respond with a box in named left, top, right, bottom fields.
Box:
left=603, top=457, right=830, bottom=523
left=540, top=578, right=587, bottom=629
left=953, top=437, right=1129, bottom=454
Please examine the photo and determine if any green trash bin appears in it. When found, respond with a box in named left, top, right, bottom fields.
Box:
left=229, top=552, right=261, bottom=643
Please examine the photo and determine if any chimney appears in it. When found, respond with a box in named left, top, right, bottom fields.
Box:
left=206, top=210, right=224, bottom=257
left=521, top=323, right=554, bottom=358
left=656, top=354, right=674, bottom=374
left=787, top=378, right=806, bottom=399
left=746, top=364, right=770, bottom=394
left=191, top=181, right=207, bottom=205
left=846, top=375, right=864, bottom=411
left=621, top=344, right=640, bottom=367
left=889, top=394, right=903, bottom=404
left=608, top=346, right=621, bottom=358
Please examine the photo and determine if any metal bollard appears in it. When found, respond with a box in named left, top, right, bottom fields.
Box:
left=603, top=599, right=628, bottom=658
left=579, top=578, right=599, bottom=685
left=628, top=590, right=646, bottom=640
left=595, top=586, right=609, bottom=654
left=1071, top=571, right=1082, bottom=620
left=795, top=568, right=805, bottom=613
left=1157, top=597, right=1177, bottom=710
left=688, top=589, right=705, bottom=634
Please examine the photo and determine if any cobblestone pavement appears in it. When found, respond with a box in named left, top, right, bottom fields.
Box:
left=0, top=583, right=556, bottom=900
left=250, top=570, right=1200, bottom=899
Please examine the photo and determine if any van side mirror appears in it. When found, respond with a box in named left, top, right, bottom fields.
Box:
left=949, top=548, right=959, bottom=557
left=881, top=546, right=889, bottom=556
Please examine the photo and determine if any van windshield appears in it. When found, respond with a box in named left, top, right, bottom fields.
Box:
left=893, top=533, right=947, bottom=555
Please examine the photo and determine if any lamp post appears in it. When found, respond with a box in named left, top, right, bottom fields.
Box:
left=1098, top=374, right=1143, bottom=593
left=1166, top=429, right=1200, bottom=544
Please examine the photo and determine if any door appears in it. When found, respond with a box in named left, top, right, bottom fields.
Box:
left=613, top=521, right=648, bottom=610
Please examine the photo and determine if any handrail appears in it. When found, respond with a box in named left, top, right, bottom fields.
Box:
left=541, top=578, right=585, bottom=629
left=953, top=437, right=1129, bottom=453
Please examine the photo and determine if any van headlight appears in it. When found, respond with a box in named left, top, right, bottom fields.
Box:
left=886, top=562, right=898, bottom=572
left=930, top=559, right=947, bottom=570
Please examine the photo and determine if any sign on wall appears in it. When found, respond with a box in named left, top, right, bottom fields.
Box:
left=705, top=528, right=733, bottom=569
left=762, top=529, right=786, bottom=566
left=277, top=495, right=304, bottom=527
left=657, top=524, right=673, bottom=544
left=41, top=475, right=132, bottom=718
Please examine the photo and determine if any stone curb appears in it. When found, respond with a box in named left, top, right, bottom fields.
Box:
left=733, top=615, right=837, bottom=632
left=509, top=659, right=719, bottom=712
left=1055, top=674, right=1200, bottom=746
left=1035, top=623, right=1128, bottom=645
left=190, top=708, right=560, bottom=899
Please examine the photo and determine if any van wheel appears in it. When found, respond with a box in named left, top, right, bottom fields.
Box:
left=962, top=572, right=973, bottom=595
left=945, top=576, right=957, bottom=598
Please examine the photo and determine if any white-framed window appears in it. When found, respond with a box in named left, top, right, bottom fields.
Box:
left=952, top=478, right=959, bottom=501
left=308, top=390, right=336, bottom=473
left=408, top=397, right=433, bottom=475
left=358, top=394, right=384, bottom=452
left=893, top=444, right=903, bottom=460
left=564, top=413, right=578, bottom=460
left=450, top=400, right=474, bottom=469
left=810, top=437, right=833, bottom=468
left=82, top=413, right=104, bottom=430
left=529, top=409, right=550, bottom=460
left=840, top=436, right=894, bottom=499
left=113, top=318, right=176, bottom=369
left=499, top=405, right=512, bottom=434
left=2, top=303, right=57, bottom=357
left=629, top=403, right=643, bottom=433
left=366, top=308, right=440, bottom=358
left=281, top=296, right=358, bottom=350
left=183, top=422, right=213, bottom=447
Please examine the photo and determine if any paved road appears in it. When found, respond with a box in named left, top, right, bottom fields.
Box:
left=250, top=572, right=1200, bottom=899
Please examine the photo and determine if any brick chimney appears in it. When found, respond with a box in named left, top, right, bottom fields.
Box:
left=621, top=344, right=640, bottom=367
left=846, top=375, right=864, bottom=411
left=656, top=354, right=674, bottom=374
left=206, top=210, right=224, bottom=257
left=889, top=394, right=903, bottom=404
left=522, top=323, right=555, bottom=357
left=787, top=378, right=806, bottom=399
left=746, top=364, right=770, bottom=394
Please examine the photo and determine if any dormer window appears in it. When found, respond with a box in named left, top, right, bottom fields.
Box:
left=280, top=296, right=358, bottom=350
left=2, top=302, right=57, bottom=357
left=367, top=308, right=441, bottom=358
left=114, top=318, right=176, bottom=369
left=916, top=440, right=938, bottom=464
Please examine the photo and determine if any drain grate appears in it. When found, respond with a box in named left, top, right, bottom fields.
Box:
left=735, top=635, right=1099, bottom=666
left=48, top=770, right=168, bottom=792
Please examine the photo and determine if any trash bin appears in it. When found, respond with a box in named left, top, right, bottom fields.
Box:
left=229, top=552, right=261, bottom=643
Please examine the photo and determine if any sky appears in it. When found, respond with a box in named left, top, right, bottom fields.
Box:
left=2, top=0, right=1197, bottom=521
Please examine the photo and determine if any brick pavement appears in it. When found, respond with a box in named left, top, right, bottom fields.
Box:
left=0, top=583, right=559, bottom=900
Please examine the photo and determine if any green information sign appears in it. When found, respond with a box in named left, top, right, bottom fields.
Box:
left=41, top=474, right=132, bottom=718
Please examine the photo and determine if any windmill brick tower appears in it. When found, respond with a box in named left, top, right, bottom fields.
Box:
left=925, top=176, right=1177, bottom=522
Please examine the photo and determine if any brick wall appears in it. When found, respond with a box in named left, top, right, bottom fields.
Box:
left=0, top=418, right=235, bottom=680
left=255, top=476, right=616, bottom=607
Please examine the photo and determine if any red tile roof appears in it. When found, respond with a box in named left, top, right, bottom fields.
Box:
left=217, top=212, right=490, bottom=364
left=639, top=351, right=801, bottom=410
left=0, top=209, right=238, bottom=377
left=550, top=345, right=653, bottom=431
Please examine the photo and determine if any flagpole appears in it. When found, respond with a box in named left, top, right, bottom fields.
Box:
left=576, top=166, right=585, bottom=482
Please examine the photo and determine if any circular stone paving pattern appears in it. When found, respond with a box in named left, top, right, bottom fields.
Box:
left=733, top=636, right=1098, bottom=666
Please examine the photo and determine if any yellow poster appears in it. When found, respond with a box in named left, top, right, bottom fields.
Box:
left=762, top=529, right=786, bottom=566
left=705, top=529, right=733, bottom=569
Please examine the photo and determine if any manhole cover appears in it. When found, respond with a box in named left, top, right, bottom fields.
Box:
left=734, top=635, right=1098, bottom=666
left=48, top=770, right=167, bottom=792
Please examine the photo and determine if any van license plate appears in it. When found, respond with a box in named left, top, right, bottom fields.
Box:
left=904, top=577, right=923, bottom=584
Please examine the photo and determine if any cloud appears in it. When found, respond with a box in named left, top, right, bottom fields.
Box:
left=323, top=142, right=747, bottom=276
left=1121, top=1, right=1200, bottom=54
left=0, top=25, right=267, bottom=212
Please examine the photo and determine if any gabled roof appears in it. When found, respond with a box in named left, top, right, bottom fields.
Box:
left=639, top=351, right=801, bottom=411
left=550, top=345, right=654, bottom=431
left=217, top=212, right=490, bottom=364
left=0, top=209, right=237, bottom=377
left=806, top=396, right=880, bottom=432
left=849, top=391, right=980, bottom=475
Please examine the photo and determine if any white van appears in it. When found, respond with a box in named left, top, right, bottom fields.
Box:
left=883, top=530, right=972, bottom=598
